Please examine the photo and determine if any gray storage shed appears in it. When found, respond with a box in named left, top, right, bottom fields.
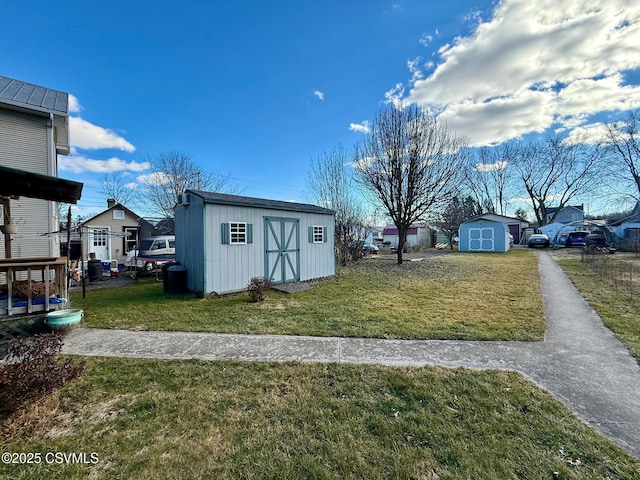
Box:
left=174, top=190, right=336, bottom=296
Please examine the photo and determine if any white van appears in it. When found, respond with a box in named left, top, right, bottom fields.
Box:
left=137, top=235, right=175, bottom=257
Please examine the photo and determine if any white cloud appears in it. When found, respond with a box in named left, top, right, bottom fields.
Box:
left=124, top=182, right=139, bottom=190
left=563, top=122, right=610, bottom=144
left=59, top=155, right=150, bottom=174
left=400, top=0, right=640, bottom=146
left=137, top=172, right=171, bottom=186
left=313, top=90, right=325, bottom=101
left=349, top=120, right=371, bottom=134
left=68, top=94, right=82, bottom=113
left=419, top=34, right=433, bottom=46
left=69, top=116, right=136, bottom=152
left=476, top=161, right=509, bottom=172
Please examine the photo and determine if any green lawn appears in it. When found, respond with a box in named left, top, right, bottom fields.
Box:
left=1, top=358, right=638, bottom=479
left=71, top=250, right=544, bottom=341
left=550, top=250, right=640, bottom=362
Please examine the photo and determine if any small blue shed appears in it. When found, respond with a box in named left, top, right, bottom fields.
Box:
left=459, top=216, right=512, bottom=252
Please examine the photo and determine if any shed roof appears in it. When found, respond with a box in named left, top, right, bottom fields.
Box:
left=187, top=190, right=335, bottom=215
left=0, top=76, right=69, bottom=116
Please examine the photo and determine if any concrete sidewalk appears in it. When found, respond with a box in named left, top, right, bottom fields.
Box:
left=61, top=251, right=640, bottom=458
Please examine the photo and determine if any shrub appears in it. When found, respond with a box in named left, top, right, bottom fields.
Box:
left=246, top=276, right=272, bottom=302
left=0, top=333, right=85, bottom=415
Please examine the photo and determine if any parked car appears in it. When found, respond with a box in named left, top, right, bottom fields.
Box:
left=528, top=233, right=550, bottom=248
left=564, top=231, right=588, bottom=248
left=362, top=243, right=379, bottom=254
left=137, top=235, right=176, bottom=257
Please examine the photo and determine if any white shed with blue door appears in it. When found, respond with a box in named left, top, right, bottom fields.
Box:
left=174, top=190, right=335, bottom=296
left=458, top=216, right=511, bottom=252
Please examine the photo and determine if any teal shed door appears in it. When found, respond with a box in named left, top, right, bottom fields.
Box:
left=264, top=217, right=300, bottom=283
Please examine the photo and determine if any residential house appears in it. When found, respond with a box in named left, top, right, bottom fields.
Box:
left=546, top=205, right=584, bottom=225
left=0, top=75, right=71, bottom=258
left=81, top=199, right=155, bottom=263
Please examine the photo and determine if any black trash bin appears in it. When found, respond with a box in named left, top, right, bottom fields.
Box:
left=161, top=261, right=178, bottom=293
left=167, top=265, right=187, bottom=294
left=88, top=259, right=102, bottom=282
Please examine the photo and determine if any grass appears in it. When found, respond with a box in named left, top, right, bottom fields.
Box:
left=71, top=249, right=545, bottom=341
left=1, top=357, right=638, bottom=479
left=550, top=249, right=640, bottom=362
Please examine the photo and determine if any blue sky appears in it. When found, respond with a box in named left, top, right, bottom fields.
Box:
left=2, top=0, right=640, bottom=219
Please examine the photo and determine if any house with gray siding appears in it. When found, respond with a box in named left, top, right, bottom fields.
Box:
left=0, top=75, right=70, bottom=259
left=545, top=205, right=584, bottom=225
left=175, top=190, right=335, bottom=296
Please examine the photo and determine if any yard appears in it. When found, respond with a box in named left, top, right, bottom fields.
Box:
left=2, top=249, right=640, bottom=478
left=71, top=249, right=545, bottom=341
left=1, top=358, right=638, bottom=479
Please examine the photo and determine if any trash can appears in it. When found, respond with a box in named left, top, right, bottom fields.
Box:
left=88, top=259, right=102, bottom=281
left=167, top=265, right=187, bottom=294
left=161, top=261, right=178, bottom=293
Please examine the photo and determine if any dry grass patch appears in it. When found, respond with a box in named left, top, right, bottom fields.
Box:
left=72, top=249, right=544, bottom=341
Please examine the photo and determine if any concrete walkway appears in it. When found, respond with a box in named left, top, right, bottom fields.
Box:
left=61, top=251, right=640, bottom=458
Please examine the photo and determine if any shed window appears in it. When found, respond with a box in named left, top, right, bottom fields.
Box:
left=221, top=222, right=253, bottom=245
left=113, top=209, right=125, bottom=220
left=308, top=225, right=327, bottom=243
left=230, top=223, right=246, bottom=244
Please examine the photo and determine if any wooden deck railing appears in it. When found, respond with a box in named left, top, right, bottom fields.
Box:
left=0, top=257, right=68, bottom=317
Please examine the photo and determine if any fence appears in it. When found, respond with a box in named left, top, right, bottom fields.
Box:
left=580, top=247, right=640, bottom=297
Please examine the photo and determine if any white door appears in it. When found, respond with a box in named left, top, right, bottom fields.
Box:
left=468, top=227, right=494, bottom=251
left=89, top=227, right=110, bottom=259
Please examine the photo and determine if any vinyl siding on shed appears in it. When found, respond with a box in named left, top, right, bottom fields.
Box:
left=176, top=197, right=335, bottom=296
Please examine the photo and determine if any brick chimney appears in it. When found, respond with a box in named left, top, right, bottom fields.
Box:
left=107, top=198, right=116, bottom=208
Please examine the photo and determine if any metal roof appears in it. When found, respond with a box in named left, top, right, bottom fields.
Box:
left=187, top=190, right=335, bottom=215
left=0, top=75, right=69, bottom=116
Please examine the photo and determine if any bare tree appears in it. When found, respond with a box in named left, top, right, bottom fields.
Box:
left=354, top=104, right=469, bottom=264
left=143, top=151, right=232, bottom=218
left=466, top=142, right=517, bottom=216
left=101, top=171, right=139, bottom=208
left=434, top=196, right=482, bottom=248
left=604, top=110, right=640, bottom=202
left=512, top=136, right=602, bottom=226
left=307, top=146, right=369, bottom=266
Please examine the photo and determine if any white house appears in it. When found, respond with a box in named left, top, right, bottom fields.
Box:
left=175, top=190, right=336, bottom=296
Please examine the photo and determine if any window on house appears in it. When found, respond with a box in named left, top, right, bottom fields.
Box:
left=113, top=209, right=125, bottom=220
left=93, top=228, right=108, bottom=247
left=123, top=227, right=137, bottom=254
